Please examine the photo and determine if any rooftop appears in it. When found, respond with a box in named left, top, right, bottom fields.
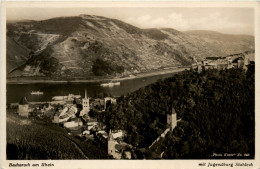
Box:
left=19, top=97, right=29, bottom=105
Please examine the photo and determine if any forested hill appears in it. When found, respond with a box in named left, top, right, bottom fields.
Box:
left=100, top=66, right=255, bottom=159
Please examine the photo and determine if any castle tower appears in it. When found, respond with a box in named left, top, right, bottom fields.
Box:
left=80, top=89, right=90, bottom=116
left=104, top=97, right=112, bottom=111
left=167, top=105, right=177, bottom=131
left=108, top=130, right=116, bottom=155
left=18, top=97, right=29, bottom=117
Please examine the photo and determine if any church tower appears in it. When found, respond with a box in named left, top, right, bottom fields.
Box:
left=167, top=105, right=177, bottom=131
left=80, top=89, right=90, bottom=116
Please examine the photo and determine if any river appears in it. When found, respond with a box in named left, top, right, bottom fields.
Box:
left=7, top=72, right=178, bottom=103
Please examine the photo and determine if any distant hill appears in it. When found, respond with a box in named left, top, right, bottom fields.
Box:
left=185, top=30, right=254, bottom=55
left=6, top=15, right=254, bottom=78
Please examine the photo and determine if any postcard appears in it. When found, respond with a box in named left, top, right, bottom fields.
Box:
left=1, top=1, right=259, bottom=169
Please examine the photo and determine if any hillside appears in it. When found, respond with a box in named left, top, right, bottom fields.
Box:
left=185, top=30, right=254, bottom=55
left=6, top=111, right=107, bottom=159
left=99, top=66, right=255, bottom=159
left=6, top=15, right=254, bottom=79
left=6, top=36, right=29, bottom=73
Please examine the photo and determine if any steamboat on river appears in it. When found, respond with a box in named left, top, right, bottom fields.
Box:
left=100, top=81, right=120, bottom=87
left=31, top=91, right=44, bottom=95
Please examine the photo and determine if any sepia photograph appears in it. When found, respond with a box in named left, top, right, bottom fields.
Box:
left=1, top=1, right=259, bottom=168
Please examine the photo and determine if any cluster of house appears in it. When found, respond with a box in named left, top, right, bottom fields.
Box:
left=108, top=129, right=132, bottom=159
left=15, top=90, right=118, bottom=146
left=191, top=52, right=254, bottom=72
left=107, top=105, right=178, bottom=159
left=17, top=93, right=179, bottom=159
left=14, top=89, right=183, bottom=159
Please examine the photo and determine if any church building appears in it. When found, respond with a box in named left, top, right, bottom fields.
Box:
left=80, top=89, right=90, bottom=116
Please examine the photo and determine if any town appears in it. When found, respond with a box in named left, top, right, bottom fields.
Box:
left=8, top=89, right=137, bottom=159
left=8, top=84, right=181, bottom=159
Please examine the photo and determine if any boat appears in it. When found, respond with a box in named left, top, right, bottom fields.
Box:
left=100, top=81, right=120, bottom=87
left=114, top=82, right=120, bottom=85
left=31, top=91, right=43, bottom=95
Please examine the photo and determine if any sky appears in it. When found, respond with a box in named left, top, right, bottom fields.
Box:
left=7, top=7, right=254, bottom=35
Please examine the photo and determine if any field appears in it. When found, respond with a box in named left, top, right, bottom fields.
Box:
left=6, top=110, right=107, bottom=159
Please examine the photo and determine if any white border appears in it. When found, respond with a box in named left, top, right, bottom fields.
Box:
left=1, top=1, right=260, bottom=169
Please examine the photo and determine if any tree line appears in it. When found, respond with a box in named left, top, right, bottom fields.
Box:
left=92, top=65, right=254, bottom=159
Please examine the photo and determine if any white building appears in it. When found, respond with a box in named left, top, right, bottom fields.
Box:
left=124, top=151, right=132, bottom=159
left=83, top=130, right=90, bottom=135
left=59, top=107, right=69, bottom=117
left=18, top=97, right=30, bottom=117
left=111, top=130, right=124, bottom=139
left=58, top=106, right=77, bottom=123
left=64, top=119, right=83, bottom=128
left=87, top=121, right=98, bottom=126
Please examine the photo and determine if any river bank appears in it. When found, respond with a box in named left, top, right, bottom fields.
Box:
left=7, top=67, right=189, bottom=84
